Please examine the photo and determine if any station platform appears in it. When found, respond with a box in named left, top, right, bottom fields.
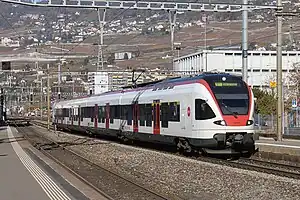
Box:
left=0, top=126, right=106, bottom=200
left=256, top=137, right=300, bottom=159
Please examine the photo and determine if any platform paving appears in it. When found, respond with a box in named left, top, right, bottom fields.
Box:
left=0, top=126, right=109, bottom=200
left=256, top=137, right=300, bottom=156
left=0, top=126, right=60, bottom=200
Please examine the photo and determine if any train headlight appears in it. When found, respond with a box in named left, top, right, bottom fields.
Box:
left=246, top=120, right=254, bottom=126
left=213, top=120, right=227, bottom=126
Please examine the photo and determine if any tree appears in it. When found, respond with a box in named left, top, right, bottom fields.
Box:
left=252, top=88, right=276, bottom=116
left=288, top=62, right=300, bottom=91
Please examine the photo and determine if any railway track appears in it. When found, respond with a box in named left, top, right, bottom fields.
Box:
left=14, top=123, right=178, bottom=200
left=231, top=158, right=300, bottom=179
left=31, top=120, right=300, bottom=180
left=188, top=155, right=300, bottom=180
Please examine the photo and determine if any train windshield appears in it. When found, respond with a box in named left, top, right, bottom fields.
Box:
left=204, top=75, right=249, bottom=115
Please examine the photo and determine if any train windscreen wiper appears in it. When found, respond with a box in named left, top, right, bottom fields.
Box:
left=221, top=102, right=238, bottom=118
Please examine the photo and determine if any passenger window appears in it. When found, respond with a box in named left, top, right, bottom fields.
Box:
left=98, top=106, right=105, bottom=123
left=195, top=99, right=216, bottom=120
left=161, top=103, right=169, bottom=128
left=139, top=104, right=145, bottom=126
left=110, top=106, right=115, bottom=124
left=69, top=108, right=72, bottom=120
left=169, top=102, right=180, bottom=122
left=127, top=105, right=132, bottom=125
left=145, top=104, right=152, bottom=127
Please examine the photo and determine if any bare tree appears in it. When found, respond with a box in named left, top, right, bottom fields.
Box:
left=285, top=62, right=300, bottom=111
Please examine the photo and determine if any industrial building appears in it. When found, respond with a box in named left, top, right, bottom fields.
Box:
left=88, top=71, right=148, bottom=94
left=88, top=71, right=109, bottom=95
left=173, top=50, right=300, bottom=88
left=88, top=70, right=172, bottom=95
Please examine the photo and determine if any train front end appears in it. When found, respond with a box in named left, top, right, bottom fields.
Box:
left=201, top=74, right=256, bottom=155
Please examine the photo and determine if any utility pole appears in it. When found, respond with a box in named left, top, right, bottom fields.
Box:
left=58, top=63, right=61, bottom=100
left=169, top=10, right=177, bottom=53
left=47, top=64, right=50, bottom=131
left=242, top=0, right=248, bottom=83
left=204, top=14, right=208, bottom=72
left=204, top=14, right=207, bottom=50
left=276, top=0, right=283, bottom=141
left=40, top=78, right=43, bottom=120
left=168, top=10, right=177, bottom=68
left=97, top=8, right=106, bottom=71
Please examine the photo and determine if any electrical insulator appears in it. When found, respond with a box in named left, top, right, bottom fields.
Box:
left=58, top=93, right=61, bottom=100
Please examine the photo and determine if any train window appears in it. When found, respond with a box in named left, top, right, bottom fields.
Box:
left=103, top=106, right=106, bottom=123
left=81, top=107, right=84, bottom=118
left=82, top=107, right=86, bottom=118
left=110, top=106, right=115, bottom=124
left=69, top=108, right=72, bottom=120
left=127, top=105, right=132, bottom=125
left=145, top=104, right=152, bottom=127
left=121, top=105, right=127, bottom=120
left=63, top=108, right=65, bottom=118
left=169, top=102, right=180, bottom=122
left=87, top=107, right=90, bottom=118
left=74, top=108, right=77, bottom=121
left=139, top=104, right=145, bottom=126
left=90, top=108, right=94, bottom=122
left=55, top=109, right=60, bottom=119
left=98, top=106, right=103, bottom=123
left=80, top=107, right=83, bottom=121
left=195, top=99, right=216, bottom=120
left=84, top=107, right=93, bottom=122
left=115, top=105, right=120, bottom=119
left=161, top=103, right=169, bottom=128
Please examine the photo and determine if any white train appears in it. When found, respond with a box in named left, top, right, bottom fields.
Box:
left=53, top=73, right=256, bottom=156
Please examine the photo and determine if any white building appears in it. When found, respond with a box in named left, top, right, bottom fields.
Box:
left=114, top=52, right=133, bottom=60
left=0, top=37, right=20, bottom=47
left=88, top=72, right=109, bottom=95
left=174, top=50, right=300, bottom=88
left=88, top=70, right=165, bottom=94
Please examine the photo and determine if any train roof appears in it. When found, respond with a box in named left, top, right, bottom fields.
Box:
left=126, top=72, right=241, bottom=88
left=56, top=72, right=242, bottom=104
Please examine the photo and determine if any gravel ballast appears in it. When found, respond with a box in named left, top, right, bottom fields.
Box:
left=28, top=125, right=300, bottom=200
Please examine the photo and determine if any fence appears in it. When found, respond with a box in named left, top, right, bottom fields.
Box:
left=255, top=112, right=300, bottom=135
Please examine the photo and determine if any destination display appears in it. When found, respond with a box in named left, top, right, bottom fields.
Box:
left=214, top=82, right=239, bottom=87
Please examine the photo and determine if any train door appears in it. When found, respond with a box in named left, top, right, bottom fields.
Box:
left=94, top=104, right=98, bottom=129
left=71, top=107, right=73, bottom=126
left=153, top=100, right=160, bottom=134
left=105, top=103, right=110, bottom=129
left=61, top=107, right=63, bottom=124
left=133, top=103, right=139, bottom=133
left=78, top=106, right=81, bottom=127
